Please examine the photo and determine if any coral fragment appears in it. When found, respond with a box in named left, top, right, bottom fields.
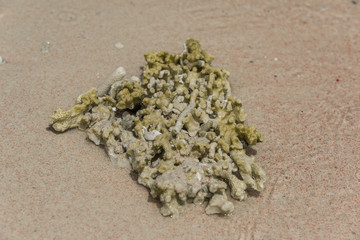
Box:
left=49, top=39, right=265, bottom=217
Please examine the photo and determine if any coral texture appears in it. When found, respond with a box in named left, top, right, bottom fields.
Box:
left=50, top=39, right=265, bottom=217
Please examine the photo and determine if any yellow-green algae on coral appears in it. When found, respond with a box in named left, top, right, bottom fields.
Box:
left=49, top=39, right=265, bottom=217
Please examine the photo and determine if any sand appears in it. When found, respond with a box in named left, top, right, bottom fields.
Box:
left=1, top=0, right=359, bottom=239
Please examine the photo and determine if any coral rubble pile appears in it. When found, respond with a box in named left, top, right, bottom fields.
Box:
left=50, top=39, right=265, bottom=217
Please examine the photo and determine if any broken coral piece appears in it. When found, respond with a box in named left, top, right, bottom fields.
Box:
left=49, top=39, right=265, bottom=217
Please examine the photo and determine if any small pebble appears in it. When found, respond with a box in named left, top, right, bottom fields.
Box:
left=40, top=41, right=51, bottom=54
left=0, top=56, right=6, bottom=64
left=115, top=42, right=124, bottom=49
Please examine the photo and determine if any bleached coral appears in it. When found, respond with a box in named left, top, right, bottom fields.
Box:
left=49, top=39, right=265, bottom=217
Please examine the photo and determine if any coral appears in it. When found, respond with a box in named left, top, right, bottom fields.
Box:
left=97, top=66, right=126, bottom=96
left=49, top=39, right=266, bottom=217
left=205, top=191, right=234, bottom=215
left=49, top=88, right=99, bottom=132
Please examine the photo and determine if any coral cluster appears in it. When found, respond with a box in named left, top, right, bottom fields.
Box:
left=50, top=39, right=265, bottom=217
